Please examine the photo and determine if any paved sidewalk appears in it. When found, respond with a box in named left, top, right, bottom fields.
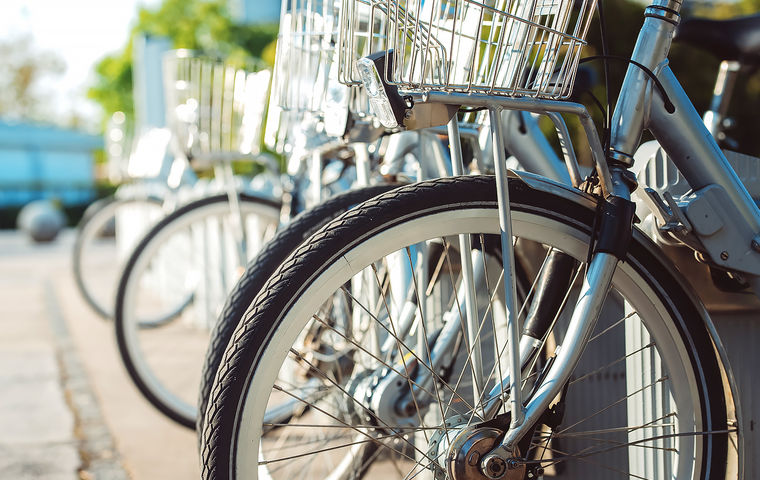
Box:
left=0, top=229, right=198, bottom=479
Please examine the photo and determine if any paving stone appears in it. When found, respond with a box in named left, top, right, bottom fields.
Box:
left=0, top=229, right=194, bottom=479
left=0, top=443, right=79, bottom=480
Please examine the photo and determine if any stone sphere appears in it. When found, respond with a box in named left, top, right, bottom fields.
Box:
left=17, top=200, right=66, bottom=242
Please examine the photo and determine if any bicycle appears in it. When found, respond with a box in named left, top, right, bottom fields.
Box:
left=112, top=51, right=289, bottom=428
left=72, top=48, right=276, bottom=321
left=113, top=29, right=428, bottom=428
left=72, top=119, right=195, bottom=320
left=199, top=0, right=758, bottom=478
left=192, top=0, right=595, bottom=441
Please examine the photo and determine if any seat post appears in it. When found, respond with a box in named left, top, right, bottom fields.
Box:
left=703, top=60, right=741, bottom=138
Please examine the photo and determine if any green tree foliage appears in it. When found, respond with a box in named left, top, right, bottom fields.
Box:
left=0, top=35, right=66, bottom=122
left=90, top=48, right=134, bottom=122
left=88, top=0, right=277, bottom=126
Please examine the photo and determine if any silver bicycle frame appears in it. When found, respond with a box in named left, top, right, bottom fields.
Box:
left=492, top=0, right=760, bottom=462
left=385, top=0, right=760, bottom=468
left=399, top=90, right=617, bottom=456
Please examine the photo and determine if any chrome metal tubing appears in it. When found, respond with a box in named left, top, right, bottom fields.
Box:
left=492, top=252, right=619, bottom=453
left=217, top=162, right=248, bottom=268
left=447, top=119, right=465, bottom=177
left=608, top=4, right=679, bottom=161
left=489, top=107, right=524, bottom=429
left=309, top=149, right=323, bottom=205
left=703, top=60, right=741, bottom=137
left=411, top=249, right=488, bottom=399
left=481, top=335, right=543, bottom=419
left=354, top=143, right=371, bottom=186
left=545, top=112, right=582, bottom=187
left=648, top=66, right=760, bottom=235
left=407, top=91, right=612, bottom=195
left=649, top=0, right=682, bottom=11
left=502, top=110, right=573, bottom=185
left=448, top=117, right=485, bottom=405
left=426, top=124, right=484, bottom=171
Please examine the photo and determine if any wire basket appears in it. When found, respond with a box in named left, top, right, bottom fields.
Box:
left=272, top=0, right=341, bottom=113
left=338, top=0, right=597, bottom=99
left=163, top=50, right=272, bottom=162
left=267, top=0, right=346, bottom=150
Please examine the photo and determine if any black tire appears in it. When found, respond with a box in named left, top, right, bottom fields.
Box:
left=197, top=184, right=402, bottom=435
left=200, top=175, right=728, bottom=479
left=115, top=193, right=281, bottom=429
left=73, top=194, right=164, bottom=319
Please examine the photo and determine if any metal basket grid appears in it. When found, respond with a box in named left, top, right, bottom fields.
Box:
left=163, top=50, right=271, bottom=161
left=339, top=0, right=598, bottom=99
left=268, top=0, right=377, bottom=149
left=272, top=0, right=341, bottom=113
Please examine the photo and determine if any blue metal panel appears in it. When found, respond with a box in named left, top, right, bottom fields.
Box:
left=0, top=149, right=35, bottom=182
left=132, top=35, right=171, bottom=130
left=0, top=120, right=100, bottom=207
left=0, top=120, right=102, bottom=150
left=40, top=151, right=93, bottom=184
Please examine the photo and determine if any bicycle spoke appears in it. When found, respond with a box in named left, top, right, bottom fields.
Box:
left=280, top=346, right=452, bottom=472
left=404, top=246, right=453, bottom=443
left=459, top=244, right=557, bottom=422
left=264, top=423, right=442, bottom=431
left=480, top=234, right=506, bottom=421
left=533, top=413, right=677, bottom=440
left=224, top=176, right=730, bottom=479
left=569, top=341, right=654, bottom=385
left=371, top=260, right=434, bottom=443
left=439, top=237, right=475, bottom=379
left=402, top=461, right=436, bottom=480
left=265, top=431, right=356, bottom=454
left=557, top=377, right=669, bottom=435
left=447, top=268, right=506, bottom=424
left=526, top=441, right=651, bottom=479
left=309, top=312, right=477, bottom=413
left=268, top=383, right=431, bottom=465
left=284, top=347, right=421, bottom=438
left=340, top=256, right=484, bottom=410
left=259, top=429, right=422, bottom=466
left=587, top=310, right=637, bottom=344
left=466, top=247, right=580, bottom=423
left=525, top=428, right=733, bottom=467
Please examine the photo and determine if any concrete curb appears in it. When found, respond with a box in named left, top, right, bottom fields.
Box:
left=45, top=280, right=131, bottom=480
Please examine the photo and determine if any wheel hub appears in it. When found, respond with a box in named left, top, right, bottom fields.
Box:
left=447, top=426, right=525, bottom=480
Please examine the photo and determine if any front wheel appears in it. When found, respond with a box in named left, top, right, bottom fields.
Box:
left=115, top=193, right=280, bottom=428
left=201, top=175, right=728, bottom=479
left=73, top=194, right=165, bottom=319
left=197, top=183, right=402, bottom=435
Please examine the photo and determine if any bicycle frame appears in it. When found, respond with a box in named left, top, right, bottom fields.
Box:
left=368, top=0, right=760, bottom=470
left=494, top=0, right=759, bottom=465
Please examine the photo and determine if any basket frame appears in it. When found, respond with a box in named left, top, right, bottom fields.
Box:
left=162, top=49, right=272, bottom=162
left=338, top=0, right=598, bottom=99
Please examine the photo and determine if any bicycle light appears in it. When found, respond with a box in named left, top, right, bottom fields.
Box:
left=356, top=51, right=406, bottom=129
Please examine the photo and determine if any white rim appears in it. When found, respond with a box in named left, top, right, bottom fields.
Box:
left=231, top=207, right=704, bottom=479
left=120, top=198, right=280, bottom=423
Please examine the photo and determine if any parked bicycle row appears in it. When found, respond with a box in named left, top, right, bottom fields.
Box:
left=72, top=0, right=760, bottom=478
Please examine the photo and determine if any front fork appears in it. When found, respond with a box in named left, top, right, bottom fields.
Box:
left=481, top=115, right=637, bottom=475
left=479, top=1, right=681, bottom=473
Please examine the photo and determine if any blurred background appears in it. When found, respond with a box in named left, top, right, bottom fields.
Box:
left=0, top=0, right=281, bottom=233
left=2, top=0, right=760, bottom=234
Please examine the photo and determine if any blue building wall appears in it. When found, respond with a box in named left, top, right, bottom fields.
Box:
left=0, top=119, right=102, bottom=207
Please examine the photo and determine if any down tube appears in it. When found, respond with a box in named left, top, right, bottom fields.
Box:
left=648, top=65, right=760, bottom=234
